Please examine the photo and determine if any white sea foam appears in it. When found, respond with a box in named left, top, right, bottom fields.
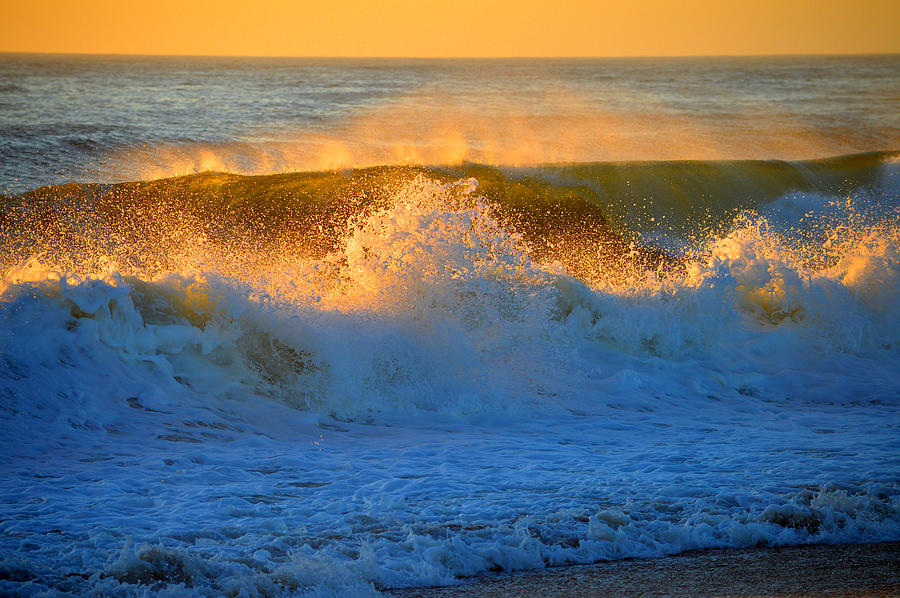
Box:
left=1, top=175, right=898, bottom=596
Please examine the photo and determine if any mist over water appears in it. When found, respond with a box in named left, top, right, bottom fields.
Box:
left=1, top=55, right=899, bottom=596
left=1, top=54, right=899, bottom=191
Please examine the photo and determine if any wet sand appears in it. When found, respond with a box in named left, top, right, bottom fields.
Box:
left=392, top=542, right=900, bottom=597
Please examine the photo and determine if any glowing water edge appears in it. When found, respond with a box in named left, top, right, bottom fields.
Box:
left=1, top=56, right=900, bottom=597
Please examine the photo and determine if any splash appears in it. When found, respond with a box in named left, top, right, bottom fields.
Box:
left=2, top=169, right=900, bottom=597
left=2, top=167, right=898, bottom=417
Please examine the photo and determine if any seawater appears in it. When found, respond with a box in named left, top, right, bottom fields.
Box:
left=2, top=54, right=899, bottom=192
left=0, top=55, right=899, bottom=596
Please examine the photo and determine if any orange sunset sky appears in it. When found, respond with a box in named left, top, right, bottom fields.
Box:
left=2, top=0, right=899, bottom=57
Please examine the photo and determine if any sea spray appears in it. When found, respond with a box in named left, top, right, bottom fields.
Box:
left=2, top=165, right=899, bottom=596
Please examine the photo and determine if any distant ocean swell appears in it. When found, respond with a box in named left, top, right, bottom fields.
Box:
left=1, top=152, right=899, bottom=596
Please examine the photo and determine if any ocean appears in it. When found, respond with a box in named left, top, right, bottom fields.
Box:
left=1, top=54, right=898, bottom=596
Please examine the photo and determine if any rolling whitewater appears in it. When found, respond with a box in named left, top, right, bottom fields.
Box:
left=1, top=54, right=899, bottom=596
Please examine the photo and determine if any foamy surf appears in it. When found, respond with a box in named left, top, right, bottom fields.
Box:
left=2, top=160, right=899, bottom=596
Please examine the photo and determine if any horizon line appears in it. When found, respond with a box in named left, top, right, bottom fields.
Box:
left=2, top=50, right=899, bottom=60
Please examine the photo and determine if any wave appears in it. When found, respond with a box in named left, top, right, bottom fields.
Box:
left=2, top=155, right=898, bottom=416
left=1, top=154, right=899, bottom=596
left=2, top=151, right=896, bottom=279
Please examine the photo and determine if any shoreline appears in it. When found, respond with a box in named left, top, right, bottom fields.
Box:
left=391, top=542, right=900, bottom=597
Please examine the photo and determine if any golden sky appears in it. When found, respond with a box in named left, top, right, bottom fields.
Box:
left=2, top=0, right=898, bottom=57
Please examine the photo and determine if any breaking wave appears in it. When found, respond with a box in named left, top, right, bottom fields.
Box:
left=1, top=154, right=898, bottom=596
